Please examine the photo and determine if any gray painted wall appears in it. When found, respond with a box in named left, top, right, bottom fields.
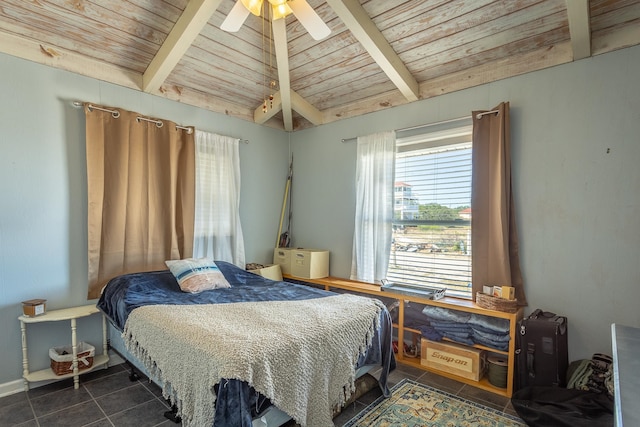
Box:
left=290, top=44, right=640, bottom=363
left=1, top=44, right=639, bottom=392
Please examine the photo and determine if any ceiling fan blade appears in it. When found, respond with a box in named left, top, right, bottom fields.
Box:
left=221, top=0, right=251, bottom=32
left=288, top=0, right=331, bottom=40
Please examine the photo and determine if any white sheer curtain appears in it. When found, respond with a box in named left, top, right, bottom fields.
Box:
left=193, top=130, right=245, bottom=267
left=350, top=131, right=396, bottom=283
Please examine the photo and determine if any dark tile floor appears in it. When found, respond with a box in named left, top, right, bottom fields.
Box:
left=0, top=363, right=176, bottom=427
left=0, top=362, right=522, bottom=426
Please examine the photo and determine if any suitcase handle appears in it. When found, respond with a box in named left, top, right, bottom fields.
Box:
left=527, top=342, right=536, bottom=379
left=529, top=309, right=567, bottom=335
left=530, top=309, right=544, bottom=319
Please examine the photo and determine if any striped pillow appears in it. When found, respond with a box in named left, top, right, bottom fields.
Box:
left=165, top=258, right=231, bottom=293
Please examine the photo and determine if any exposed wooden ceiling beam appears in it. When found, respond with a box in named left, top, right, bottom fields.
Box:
left=291, top=90, right=323, bottom=126
left=252, top=88, right=324, bottom=126
left=160, top=84, right=255, bottom=123
left=322, top=42, right=574, bottom=126
left=254, top=91, right=283, bottom=124
left=0, top=30, right=141, bottom=90
left=592, top=20, right=640, bottom=56
left=325, top=0, right=419, bottom=102
left=143, top=0, right=224, bottom=93
left=272, top=17, right=293, bottom=131
left=566, top=0, right=591, bottom=60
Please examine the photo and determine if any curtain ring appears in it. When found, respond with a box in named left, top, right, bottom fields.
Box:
left=136, top=116, right=164, bottom=128
left=86, top=104, right=120, bottom=118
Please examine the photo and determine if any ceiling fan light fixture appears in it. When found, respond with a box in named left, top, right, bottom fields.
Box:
left=240, top=0, right=263, bottom=16
left=272, top=2, right=293, bottom=20
left=222, top=0, right=330, bottom=40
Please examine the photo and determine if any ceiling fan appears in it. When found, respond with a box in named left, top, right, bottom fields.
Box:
left=221, top=0, right=331, bottom=40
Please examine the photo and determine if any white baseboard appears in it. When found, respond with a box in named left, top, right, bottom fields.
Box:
left=0, top=379, right=24, bottom=398
left=0, top=351, right=125, bottom=399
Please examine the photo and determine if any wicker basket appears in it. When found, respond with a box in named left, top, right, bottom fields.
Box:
left=475, top=292, right=518, bottom=313
left=49, top=342, right=95, bottom=376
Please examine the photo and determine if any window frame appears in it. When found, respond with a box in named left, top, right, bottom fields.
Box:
left=387, top=122, right=473, bottom=299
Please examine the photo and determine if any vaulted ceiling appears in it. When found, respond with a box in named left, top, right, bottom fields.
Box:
left=1, top=0, right=638, bottom=131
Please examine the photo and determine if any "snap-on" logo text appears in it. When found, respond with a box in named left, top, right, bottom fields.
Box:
left=430, top=351, right=468, bottom=366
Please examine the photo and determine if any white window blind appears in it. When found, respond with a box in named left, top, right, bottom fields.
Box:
left=387, top=123, right=473, bottom=298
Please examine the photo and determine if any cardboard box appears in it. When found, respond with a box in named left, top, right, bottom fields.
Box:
left=247, top=264, right=283, bottom=281
left=492, top=285, right=515, bottom=300
left=500, top=286, right=515, bottom=300
left=273, top=248, right=294, bottom=274
left=421, top=339, right=486, bottom=381
left=21, top=299, right=47, bottom=317
left=290, top=249, right=329, bottom=279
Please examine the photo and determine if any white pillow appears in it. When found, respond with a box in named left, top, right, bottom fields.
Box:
left=165, top=258, right=231, bottom=293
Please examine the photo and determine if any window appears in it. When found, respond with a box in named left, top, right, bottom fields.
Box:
left=192, top=131, right=245, bottom=266
left=386, top=122, right=473, bottom=298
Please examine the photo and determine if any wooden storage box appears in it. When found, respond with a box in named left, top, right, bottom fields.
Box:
left=21, top=299, right=47, bottom=317
left=290, top=249, right=329, bottom=279
left=421, top=339, right=486, bottom=381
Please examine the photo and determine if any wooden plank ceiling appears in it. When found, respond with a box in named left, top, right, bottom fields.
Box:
left=1, top=0, right=639, bottom=131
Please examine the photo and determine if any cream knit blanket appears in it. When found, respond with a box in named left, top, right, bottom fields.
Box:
left=122, top=294, right=384, bottom=427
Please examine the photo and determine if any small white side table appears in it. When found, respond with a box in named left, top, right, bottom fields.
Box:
left=19, top=304, right=109, bottom=390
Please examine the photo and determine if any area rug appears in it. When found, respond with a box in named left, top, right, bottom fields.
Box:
left=344, top=379, right=526, bottom=427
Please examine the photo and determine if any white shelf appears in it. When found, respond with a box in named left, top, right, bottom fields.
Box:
left=19, top=304, right=109, bottom=390
left=19, top=305, right=100, bottom=323
left=23, top=354, right=110, bottom=383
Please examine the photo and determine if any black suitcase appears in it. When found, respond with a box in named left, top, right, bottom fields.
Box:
left=515, top=309, right=568, bottom=390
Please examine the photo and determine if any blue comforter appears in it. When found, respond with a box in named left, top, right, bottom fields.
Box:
left=97, top=261, right=395, bottom=427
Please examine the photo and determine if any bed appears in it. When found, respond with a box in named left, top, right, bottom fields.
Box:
left=97, top=260, right=395, bottom=427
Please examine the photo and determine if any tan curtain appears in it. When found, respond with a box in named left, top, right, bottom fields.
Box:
left=471, top=102, right=527, bottom=306
left=85, top=104, right=195, bottom=299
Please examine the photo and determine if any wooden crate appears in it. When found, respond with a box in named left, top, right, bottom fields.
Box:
left=421, top=339, right=486, bottom=381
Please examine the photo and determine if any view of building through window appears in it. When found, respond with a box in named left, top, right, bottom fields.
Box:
left=386, top=126, right=473, bottom=298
